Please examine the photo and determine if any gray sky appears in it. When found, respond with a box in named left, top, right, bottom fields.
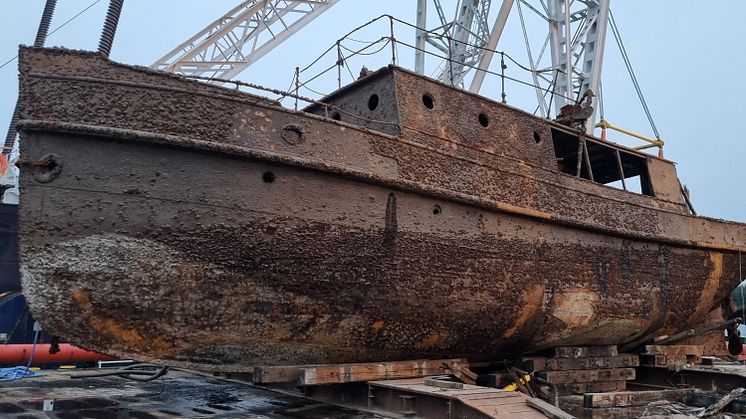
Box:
left=1, top=1, right=744, bottom=222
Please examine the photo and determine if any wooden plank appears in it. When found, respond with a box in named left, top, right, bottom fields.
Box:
left=645, top=345, right=704, bottom=356
left=545, top=354, right=639, bottom=371
left=538, top=368, right=635, bottom=384
left=526, top=397, right=578, bottom=419
left=456, top=393, right=548, bottom=419
left=444, top=360, right=478, bottom=385
left=256, top=358, right=466, bottom=385
left=424, top=376, right=463, bottom=389
left=554, top=346, right=618, bottom=358
left=583, top=389, right=695, bottom=408
left=698, top=387, right=745, bottom=417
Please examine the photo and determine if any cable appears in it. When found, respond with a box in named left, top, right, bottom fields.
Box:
left=26, top=322, right=41, bottom=369
left=738, top=246, right=746, bottom=319
left=3, top=303, right=29, bottom=345
left=608, top=10, right=661, bottom=140
left=0, top=0, right=103, bottom=71
left=71, top=363, right=169, bottom=382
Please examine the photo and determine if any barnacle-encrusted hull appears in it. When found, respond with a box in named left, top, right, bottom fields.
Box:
left=16, top=47, right=746, bottom=369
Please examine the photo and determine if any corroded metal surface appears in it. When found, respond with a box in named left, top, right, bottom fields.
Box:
left=15, top=47, right=746, bottom=370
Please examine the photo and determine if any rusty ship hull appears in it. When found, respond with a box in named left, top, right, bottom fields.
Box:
left=15, top=47, right=746, bottom=369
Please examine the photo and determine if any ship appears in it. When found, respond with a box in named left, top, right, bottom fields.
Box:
left=14, top=46, right=746, bottom=370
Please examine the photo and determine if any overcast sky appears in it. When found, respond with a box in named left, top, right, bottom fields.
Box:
left=1, top=1, right=744, bottom=222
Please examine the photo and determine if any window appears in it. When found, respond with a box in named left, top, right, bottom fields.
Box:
left=551, top=128, right=654, bottom=196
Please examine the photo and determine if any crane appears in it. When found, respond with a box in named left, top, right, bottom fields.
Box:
left=151, top=0, right=341, bottom=80
left=155, top=0, right=610, bottom=132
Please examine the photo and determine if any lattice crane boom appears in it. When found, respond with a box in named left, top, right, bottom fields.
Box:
left=152, top=0, right=340, bottom=80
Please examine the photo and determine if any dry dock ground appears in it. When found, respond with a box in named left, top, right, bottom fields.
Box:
left=0, top=368, right=388, bottom=418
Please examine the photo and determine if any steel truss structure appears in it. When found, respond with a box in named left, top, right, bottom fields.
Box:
left=415, top=0, right=494, bottom=88
left=154, top=0, right=609, bottom=129
left=417, top=0, right=609, bottom=129
left=152, top=0, right=340, bottom=80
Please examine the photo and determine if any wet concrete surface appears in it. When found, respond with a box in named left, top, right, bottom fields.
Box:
left=0, top=368, right=389, bottom=418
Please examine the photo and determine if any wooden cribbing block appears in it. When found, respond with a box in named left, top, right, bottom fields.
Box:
left=538, top=367, right=635, bottom=384
left=298, top=358, right=468, bottom=386
left=554, top=346, right=618, bottom=358
left=558, top=380, right=626, bottom=395
left=639, top=354, right=687, bottom=367
left=545, top=354, right=639, bottom=371
left=645, top=345, right=704, bottom=357
left=253, top=365, right=302, bottom=384
left=583, top=389, right=695, bottom=408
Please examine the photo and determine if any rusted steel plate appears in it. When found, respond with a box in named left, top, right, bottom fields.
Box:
left=15, top=47, right=746, bottom=369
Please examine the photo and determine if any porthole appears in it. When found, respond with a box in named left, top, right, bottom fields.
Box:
left=262, top=171, right=275, bottom=183
left=331, top=112, right=341, bottom=121
left=368, top=94, right=380, bottom=111
left=281, top=124, right=304, bottom=145
left=422, top=93, right=435, bottom=109
left=432, top=205, right=442, bottom=215
left=533, top=131, right=541, bottom=144
left=478, top=113, right=489, bottom=127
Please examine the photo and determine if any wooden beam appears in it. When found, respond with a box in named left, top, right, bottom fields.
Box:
left=526, top=397, right=578, bottom=419
left=444, top=360, right=478, bottom=385
left=554, top=346, right=618, bottom=358
left=545, top=354, right=639, bottom=371
left=299, top=358, right=468, bottom=386
left=253, top=365, right=303, bottom=384
left=698, top=387, right=745, bottom=417
left=558, top=380, right=626, bottom=395
left=538, top=367, right=635, bottom=384
left=583, top=389, right=695, bottom=408
left=645, top=345, right=704, bottom=357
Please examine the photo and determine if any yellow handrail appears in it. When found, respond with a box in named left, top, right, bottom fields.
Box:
left=595, top=119, right=664, bottom=156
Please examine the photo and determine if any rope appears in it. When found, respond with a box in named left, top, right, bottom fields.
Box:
left=0, top=321, right=42, bottom=382
left=0, top=366, right=40, bottom=381
left=183, top=75, right=399, bottom=127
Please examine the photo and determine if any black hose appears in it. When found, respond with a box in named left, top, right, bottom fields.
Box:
left=4, top=0, right=58, bottom=156
left=70, top=363, right=169, bottom=382
left=97, top=0, right=125, bottom=57
left=34, top=0, right=58, bottom=47
left=2, top=105, right=19, bottom=156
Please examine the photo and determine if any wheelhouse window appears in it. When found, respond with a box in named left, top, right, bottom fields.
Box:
left=551, top=128, right=654, bottom=196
